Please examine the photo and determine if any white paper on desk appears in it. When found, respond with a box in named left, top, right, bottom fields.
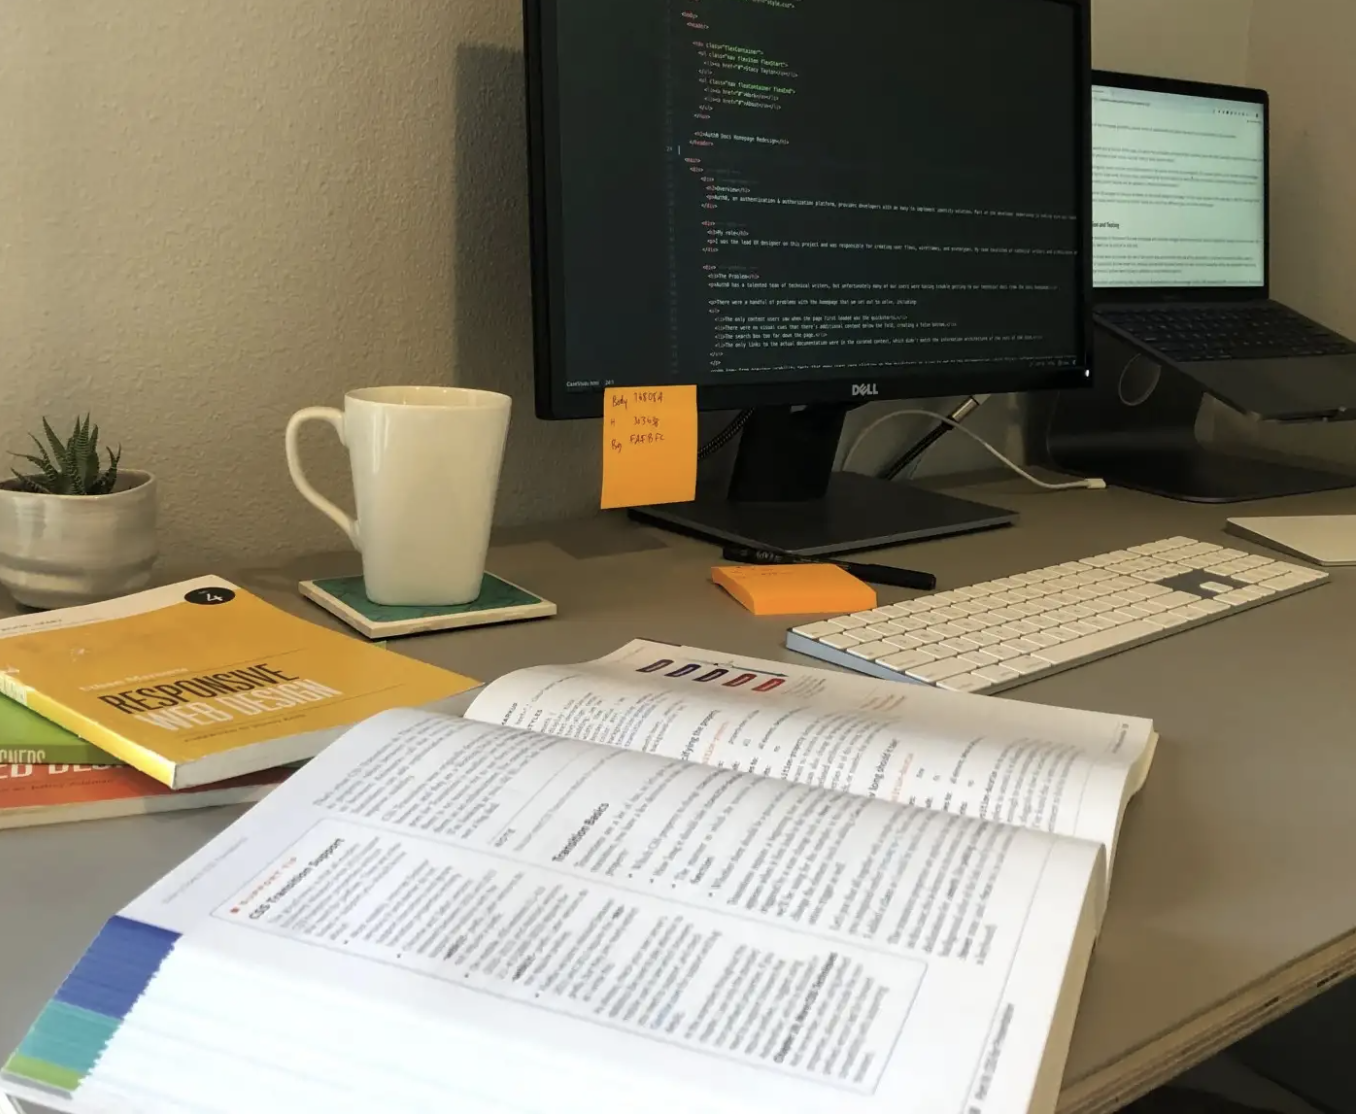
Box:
left=465, top=638, right=1157, bottom=881
left=6, top=707, right=1101, bottom=1115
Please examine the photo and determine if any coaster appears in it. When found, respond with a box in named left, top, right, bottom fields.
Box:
left=299, top=573, right=556, bottom=639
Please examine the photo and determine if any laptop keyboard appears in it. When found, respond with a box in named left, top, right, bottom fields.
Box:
left=1098, top=304, right=1356, bottom=363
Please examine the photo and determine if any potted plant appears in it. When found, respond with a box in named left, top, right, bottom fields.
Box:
left=0, top=416, right=157, bottom=609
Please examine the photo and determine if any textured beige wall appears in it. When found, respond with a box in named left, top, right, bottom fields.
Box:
left=1, top=0, right=596, bottom=568
left=1093, top=0, right=1253, bottom=83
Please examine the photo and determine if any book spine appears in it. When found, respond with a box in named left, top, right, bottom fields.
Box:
left=0, top=741, right=125, bottom=766
left=0, top=681, right=177, bottom=787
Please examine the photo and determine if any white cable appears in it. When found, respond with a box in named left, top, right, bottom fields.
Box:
left=842, top=407, right=1106, bottom=492
left=840, top=407, right=931, bottom=471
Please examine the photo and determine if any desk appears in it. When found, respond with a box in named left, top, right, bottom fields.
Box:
left=3, top=479, right=1356, bottom=1112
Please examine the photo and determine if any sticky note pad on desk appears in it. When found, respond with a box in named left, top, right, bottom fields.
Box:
left=601, top=385, right=697, bottom=509
left=712, top=564, right=877, bottom=616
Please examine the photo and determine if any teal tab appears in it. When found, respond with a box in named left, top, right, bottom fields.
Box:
left=19, top=1000, right=118, bottom=1075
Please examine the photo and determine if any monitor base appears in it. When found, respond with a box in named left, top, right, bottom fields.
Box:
left=629, top=472, right=1016, bottom=557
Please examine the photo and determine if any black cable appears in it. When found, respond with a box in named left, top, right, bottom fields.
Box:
left=879, top=396, right=986, bottom=482
left=698, top=409, right=752, bottom=460
left=880, top=420, right=951, bottom=481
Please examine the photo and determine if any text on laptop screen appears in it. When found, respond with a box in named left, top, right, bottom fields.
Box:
left=1092, top=84, right=1265, bottom=288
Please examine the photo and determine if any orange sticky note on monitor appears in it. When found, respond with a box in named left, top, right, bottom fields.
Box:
left=601, top=385, right=698, bottom=509
left=711, top=564, right=877, bottom=616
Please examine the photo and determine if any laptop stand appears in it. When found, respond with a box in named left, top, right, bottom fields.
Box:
left=1045, top=331, right=1356, bottom=503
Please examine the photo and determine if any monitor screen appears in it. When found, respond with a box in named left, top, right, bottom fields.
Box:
left=528, top=0, right=1090, bottom=418
left=1092, top=81, right=1266, bottom=289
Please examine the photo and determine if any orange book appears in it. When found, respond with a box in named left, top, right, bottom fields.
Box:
left=0, top=762, right=291, bottom=831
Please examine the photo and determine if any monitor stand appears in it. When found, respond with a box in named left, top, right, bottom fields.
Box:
left=1046, top=335, right=1356, bottom=503
left=628, top=405, right=1016, bottom=557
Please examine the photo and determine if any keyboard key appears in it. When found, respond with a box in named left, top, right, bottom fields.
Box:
left=873, top=603, right=913, bottom=619
left=1031, top=620, right=1160, bottom=665
left=938, top=673, right=993, bottom=693
left=966, top=665, right=1017, bottom=687
left=960, top=649, right=1002, bottom=666
left=1004, top=656, right=1050, bottom=676
left=1262, top=573, right=1318, bottom=591
left=846, top=640, right=900, bottom=660
left=882, top=633, right=926, bottom=651
left=905, top=658, right=974, bottom=684
left=820, top=632, right=866, bottom=649
left=1140, top=612, right=1188, bottom=630
left=877, top=649, right=938, bottom=673
left=792, top=621, right=844, bottom=638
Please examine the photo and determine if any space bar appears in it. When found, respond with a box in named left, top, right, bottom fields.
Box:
left=1033, top=621, right=1162, bottom=666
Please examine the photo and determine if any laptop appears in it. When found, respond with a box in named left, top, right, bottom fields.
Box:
left=1091, top=70, right=1356, bottom=421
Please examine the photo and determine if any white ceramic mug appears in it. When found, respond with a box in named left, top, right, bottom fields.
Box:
left=285, top=386, right=511, bottom=605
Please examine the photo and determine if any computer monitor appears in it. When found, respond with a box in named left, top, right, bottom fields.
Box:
left=525, top=0, right=1092, bottom=555
left=1091, top=72, right=1267, bottom=294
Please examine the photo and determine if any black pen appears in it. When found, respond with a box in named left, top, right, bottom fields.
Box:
left=721, top=545, right=937, bottom=592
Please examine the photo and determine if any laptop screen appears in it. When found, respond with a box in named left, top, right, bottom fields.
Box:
left=1092, top=81, right=1266, bottom=289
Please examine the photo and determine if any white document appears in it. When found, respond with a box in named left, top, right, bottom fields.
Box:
left=4, top=706, right=1104, bottom=1115
left=466, top=639, right=1156, bottom=881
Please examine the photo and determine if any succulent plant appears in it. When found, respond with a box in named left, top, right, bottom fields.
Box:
left=9, top=416, right=122, bottom=496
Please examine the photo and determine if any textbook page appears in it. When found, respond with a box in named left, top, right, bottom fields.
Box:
left=465, top=639, right=1156, bottom=873
left=5, top=710, right=1103, bottom=1115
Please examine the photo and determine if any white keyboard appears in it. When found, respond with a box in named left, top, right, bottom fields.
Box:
left=786, top=536, right=1327, bottom=694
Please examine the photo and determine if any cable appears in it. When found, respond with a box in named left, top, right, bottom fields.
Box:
left=698, top=410, right=751, bottom=460
left=843, top=407, right=1106, bottom=492
left=838, top=395, right=984, bottom=478
left=883, top=395, right=986, bottom=480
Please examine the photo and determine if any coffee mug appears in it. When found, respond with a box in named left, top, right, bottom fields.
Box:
left=285, top=386, right=511, bottom=605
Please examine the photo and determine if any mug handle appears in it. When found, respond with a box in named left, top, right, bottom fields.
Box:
left=284, top=407, right=360, bottom=549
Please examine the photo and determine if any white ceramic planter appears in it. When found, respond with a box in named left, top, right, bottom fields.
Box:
left=0, top=470, right=158, bottom=609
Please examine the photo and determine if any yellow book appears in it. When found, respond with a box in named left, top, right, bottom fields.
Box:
left=0, top=577, right=478, bottom=789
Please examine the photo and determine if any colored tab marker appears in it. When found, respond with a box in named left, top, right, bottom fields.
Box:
left=601, top=385, right=697, bottom=509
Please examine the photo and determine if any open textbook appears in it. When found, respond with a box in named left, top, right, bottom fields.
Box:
left=2, top=640, right=1157, bottom=1114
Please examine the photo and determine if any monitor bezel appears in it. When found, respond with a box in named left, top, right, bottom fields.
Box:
left=526, top=0, right=1094, bottom=420
left=1091, top=68, right=1270, bottom=305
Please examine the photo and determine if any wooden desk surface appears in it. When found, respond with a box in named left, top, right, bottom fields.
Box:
left=3, top=479, right=1356, bottom=1111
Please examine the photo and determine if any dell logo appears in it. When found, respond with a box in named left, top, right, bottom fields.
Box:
left=851, top=383, right=879, bottom=398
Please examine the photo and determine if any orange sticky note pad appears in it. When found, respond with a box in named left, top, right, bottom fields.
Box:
left=601, top=385, right=698, bottom=510
left=711, top=564, right=877, bottom=616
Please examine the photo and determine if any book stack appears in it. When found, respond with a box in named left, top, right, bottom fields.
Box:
left=3, top=639, right=1158, bottom=1112
left=0, top=577, right=480, bottom=829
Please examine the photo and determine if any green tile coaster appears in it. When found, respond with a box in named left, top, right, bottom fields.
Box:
left=298, top=573, right=556, bottom=640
